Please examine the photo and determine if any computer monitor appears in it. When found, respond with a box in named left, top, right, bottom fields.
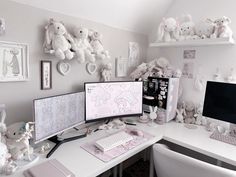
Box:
left=85, top=81, right=143, bottom=122
left=34, top=92, right=86, bottom=157
left=203, top=81, right=236, bottom=125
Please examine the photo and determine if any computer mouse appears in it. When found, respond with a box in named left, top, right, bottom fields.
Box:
left=130, top=130, right=144, bottom=137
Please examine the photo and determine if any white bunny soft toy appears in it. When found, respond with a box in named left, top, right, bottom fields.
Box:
left=0, top=104, right=7, bottom=135
left=149, top=106, right=158, bottom=127
left=175, top=108, right=185, bottom=123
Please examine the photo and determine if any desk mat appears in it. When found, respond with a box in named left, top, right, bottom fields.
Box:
left=81, top=129, right=154, bottom=162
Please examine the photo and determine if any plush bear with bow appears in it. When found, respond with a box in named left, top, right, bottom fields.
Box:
left=179, top=15, right=195, bottom=41
left=72, top=26, right=95, bottom=63
left=43, top=18, right=74, bottom=60
left=157, top=17, right=180, bottom=42
left=89, top=30, right=110, bottom=60
left=211, top=16, right=233, bottom=39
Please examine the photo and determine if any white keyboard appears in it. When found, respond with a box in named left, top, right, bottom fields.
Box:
left=210, top=131, right=236, bottom=146
left=95, top=131, right=133, bottom=152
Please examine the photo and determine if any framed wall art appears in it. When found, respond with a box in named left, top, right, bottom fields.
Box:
left=116, top=57, right=128, bottom=77
left=41, top=60, right=52, bottom=90
left=0, top=41, right=29, bottom=82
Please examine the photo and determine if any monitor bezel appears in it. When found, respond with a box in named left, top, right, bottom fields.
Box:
left=84, top=81, right=143, bottom=123
left=202, top=81, right=236, bottom=125
left=33, top=91, right=85, bottom=144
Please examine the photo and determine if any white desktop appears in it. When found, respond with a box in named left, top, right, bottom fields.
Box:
left=4, top=80, right=236, bottom=177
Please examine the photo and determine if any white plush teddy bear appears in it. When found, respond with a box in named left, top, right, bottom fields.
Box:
left=89, top=30, right=110, bottom=60
left=72, top=26, right=95, bottom=63
left=43, top=18, right=74, bottom=60
left=195, top=19, right=215, bottom=39
left=179, top=15, right=195, bottom=41
left=211, top=16, right=233, bottom=39
left=157, top=17, right=180, bottom=42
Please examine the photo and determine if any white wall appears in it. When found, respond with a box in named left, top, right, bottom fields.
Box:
left=10, top=0, right=174, bottom=35
left=148, top=0, right=236, bottom=105
left=0, top=0, right=148, bottom=125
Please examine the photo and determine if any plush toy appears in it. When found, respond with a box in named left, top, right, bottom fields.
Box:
left=0, top=18, right=5, bottom=35
left=157, top=17, right=179, bottom=42
left=130, top=63, right=148, bottom=80
left=184, top=102, right=196, bottom=124
left=211, top=16, right=233, bottom=39
left=72, top=26, right=95, bottom=63
left=172, top=68, right=182, bottom=78
left=43, top=18, right=74, bottom=60
left=6, top=122, right=34, bottom=160
left=0, top=104, right=7, bottom=136
left=179, top=15, right=195, bottom=41
left=194, top=105, right=203, bottom=125
left=101, top=63, right=112, bottom=81
left=89, top=30, right=110, bottom=60
left=176, top=101, right=186, bottom=123
left=149, top=106, right=158, bottom=126
left=195, top=19, right=215, bottom=39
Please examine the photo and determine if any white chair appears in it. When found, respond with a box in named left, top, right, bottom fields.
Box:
left=152, top=143, right=236, bottom=177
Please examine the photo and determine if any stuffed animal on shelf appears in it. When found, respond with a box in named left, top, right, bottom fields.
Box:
left=157, top=17, right=180, bottom=42
left=43, top=18, right=74, bottom=60
left=89, top=30, right=110, bottom=60
left=184, top=102, right=196, bottom=124
left=179, top=14, right=195, bottom=41
left=101, top=63, right=112, bottom=81
left=195, top=19, right=215, bottom=39
left=211, top=16, right=233, bottom=39
left=72, top=26, right=95, bottom=63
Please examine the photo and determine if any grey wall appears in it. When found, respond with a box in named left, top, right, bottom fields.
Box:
left=0, top=0, right=148, bottom=125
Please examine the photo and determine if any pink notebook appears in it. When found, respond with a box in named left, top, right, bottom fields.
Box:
left=24, top=159, right=75, bottom=177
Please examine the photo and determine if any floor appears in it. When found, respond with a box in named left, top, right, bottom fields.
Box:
left=122, top=160, right=150, bottom=177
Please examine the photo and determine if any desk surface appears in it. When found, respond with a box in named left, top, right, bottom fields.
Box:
left=4, top=119, right=236, bottom=177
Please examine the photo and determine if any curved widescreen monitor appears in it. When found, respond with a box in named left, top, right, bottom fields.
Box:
left=203, top=81, right=236, bottom=124
left=33, top=92, right=85, bottom=143
left=85, top=81, right=143, bottom=122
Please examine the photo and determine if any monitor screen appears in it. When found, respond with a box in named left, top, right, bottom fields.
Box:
left=34, top=92, right=85, bottom=143
left=85, top=81, right=143, bottom=122
left=203, top=81, right=236, bottom=124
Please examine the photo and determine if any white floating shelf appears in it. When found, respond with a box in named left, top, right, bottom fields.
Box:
left=149, top=37, right=235, bottom=48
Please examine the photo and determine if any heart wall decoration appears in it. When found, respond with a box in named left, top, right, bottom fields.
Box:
left=57, top=61, right=71, bottom=76
left=86, top=62, right=97, bottom=75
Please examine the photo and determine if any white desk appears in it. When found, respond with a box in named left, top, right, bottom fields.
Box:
left=4, top=120, right=236, bottom=177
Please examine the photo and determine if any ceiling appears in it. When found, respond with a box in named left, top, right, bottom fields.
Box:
left=10, top=0, right=174, bottom=35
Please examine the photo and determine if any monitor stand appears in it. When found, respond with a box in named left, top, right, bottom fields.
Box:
left=46, top=133, right=86, bottom=158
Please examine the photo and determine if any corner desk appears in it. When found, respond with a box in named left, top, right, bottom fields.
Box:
left=4, top=119, right=236, bottom=177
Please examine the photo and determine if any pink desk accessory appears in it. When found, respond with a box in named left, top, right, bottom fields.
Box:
left=23, top=159, right=75, bottom=177
left=81, top=129, right=154, bottom=162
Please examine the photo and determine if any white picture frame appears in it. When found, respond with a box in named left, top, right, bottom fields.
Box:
left=0, top=41, right=29, bottom=82
left=116, top=57, right=128, bottom=77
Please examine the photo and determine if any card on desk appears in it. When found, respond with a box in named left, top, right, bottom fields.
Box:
left=24, top=159, right=75, bottom=177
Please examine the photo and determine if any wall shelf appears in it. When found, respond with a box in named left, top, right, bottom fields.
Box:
left=149, top=37, right=235, bottom=48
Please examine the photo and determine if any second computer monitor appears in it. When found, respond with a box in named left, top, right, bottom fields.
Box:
left=85, top=81, right=143, bottom=122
